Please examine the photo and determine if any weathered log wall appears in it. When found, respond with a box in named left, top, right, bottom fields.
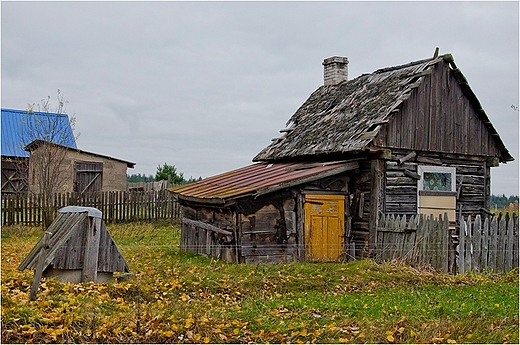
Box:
left=349, top=160, right=372, bottom=259
left=239, top=200, right=297, bottom=264
left=178, top=147, right=495, bottom=264
left=388, top=149, right=491, bottom=219
left=180, top=205, right=236, bottom=262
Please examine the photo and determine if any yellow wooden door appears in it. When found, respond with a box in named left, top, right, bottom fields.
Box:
left=304, top=194, right=345, bottom=261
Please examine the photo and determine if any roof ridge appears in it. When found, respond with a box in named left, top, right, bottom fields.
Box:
left=1, top=108, right=69, bottom=116
left=373, top=55, right=445, bottom=74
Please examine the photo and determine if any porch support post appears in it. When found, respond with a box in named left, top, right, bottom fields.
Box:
left=369, top=159, right=385, bottom=256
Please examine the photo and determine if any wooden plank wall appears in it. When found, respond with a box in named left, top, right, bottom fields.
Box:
left=350, top=160, right=372, bottom=259
left=239, top=201, right=297, bottom=264
left=382, top=61, right=502, bottom=158
left=180, top=205, right=236, bottom=262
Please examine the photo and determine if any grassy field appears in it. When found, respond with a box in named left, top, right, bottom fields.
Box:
left=1, top=222, right=518, bottom=344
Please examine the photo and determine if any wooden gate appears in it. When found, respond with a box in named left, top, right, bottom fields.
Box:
left=304, top=194, right=345, bottom=261
left=1, top=159, right=28, bottom=193
left=74, top=161, right=103, bottom=193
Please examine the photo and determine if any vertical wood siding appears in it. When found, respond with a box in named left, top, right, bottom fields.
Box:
left=381, top=63, right=502, bottom=158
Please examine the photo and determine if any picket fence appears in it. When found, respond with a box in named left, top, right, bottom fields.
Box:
left=375, top=213, right=519, bottom=274
left=458, top=214, right=519, bottom=274
left=1, top=190, right=180, bottom=226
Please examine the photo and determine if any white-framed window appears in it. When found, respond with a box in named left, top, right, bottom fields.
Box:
left=417, top=166, right=457, bottom=222
left=418, top=166, right=456, bottom=193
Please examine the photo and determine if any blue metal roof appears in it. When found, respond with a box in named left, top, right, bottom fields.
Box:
left=1, top=108, right=77, bottom=158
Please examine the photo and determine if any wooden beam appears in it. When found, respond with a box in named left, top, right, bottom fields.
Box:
left=398, top=151, right=416, bottom=165
left=82, top=217, right=101, bottom=282
left=30, top=231, right=51, bottom=301
left=368, top=148, right=392, bottom=160
left=368, top=159, right=385, bottom=255
left=486, top=157, right=499, bottom=167
left=182, top=217, right=233, bottom=236
left=285, top=160, right=359, bottom=172
left=416, top=156, right=443, bottom=165
left=404, top=169, right=421, bottom=180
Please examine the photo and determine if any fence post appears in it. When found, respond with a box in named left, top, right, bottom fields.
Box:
left=464, top=215, right=473, bottom=273
left=488, top=217, right=498, bottom=271
left=459, top=216, right=466, bottom=274
left=505, top=215, right=514, bottom=271
left=513, top=215, right=519, bottom=269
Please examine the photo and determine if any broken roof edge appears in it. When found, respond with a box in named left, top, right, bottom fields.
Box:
left=372, top=54, right=444, bottom=74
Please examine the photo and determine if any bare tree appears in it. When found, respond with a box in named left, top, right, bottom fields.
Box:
left=19, top=90, right=79, bottom=228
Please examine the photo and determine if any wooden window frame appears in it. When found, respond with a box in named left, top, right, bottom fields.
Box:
left=417, top=165, right=456, bottom=217
left=417, top=166, right=456, bottom=193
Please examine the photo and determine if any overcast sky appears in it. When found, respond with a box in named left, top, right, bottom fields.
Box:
left=2, top=1, right=518, bottom=196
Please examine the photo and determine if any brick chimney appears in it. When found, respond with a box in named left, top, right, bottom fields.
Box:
left=323, top=56, right=349, bottom=86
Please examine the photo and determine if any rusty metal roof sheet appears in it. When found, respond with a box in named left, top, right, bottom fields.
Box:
left=169, top=160, right=359, bottom=204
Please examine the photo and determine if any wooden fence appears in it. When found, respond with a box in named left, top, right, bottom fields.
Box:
left=375, top=213, right=519, bottom=274
left=375, top=213, right=453, bottom=272
left=458, top=214, right=519, bottom=274
left=1, top=190, right=180, bottom=226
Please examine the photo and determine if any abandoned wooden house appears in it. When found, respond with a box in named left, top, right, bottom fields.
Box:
left=170, top=50, right=514, bottom=264
left=25, top=139, right=135, bottom=194
left=18, top=206, right=131, bottom=295
left=1, top=108, right=77, bottom=194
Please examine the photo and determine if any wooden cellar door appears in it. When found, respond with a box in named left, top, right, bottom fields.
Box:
left=74, top=161, right=103, bottom=194
left=304, top=194, right=345, bottom=261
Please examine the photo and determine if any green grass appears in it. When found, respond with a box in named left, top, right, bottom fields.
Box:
left=1, top=222, right=518, bottom=343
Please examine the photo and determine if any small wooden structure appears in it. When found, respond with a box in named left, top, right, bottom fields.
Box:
left=170, top=50, right=514, bottom=264
left=18, top=206, right=131, bottom=300
left=24, top=139, right=135, bottom=194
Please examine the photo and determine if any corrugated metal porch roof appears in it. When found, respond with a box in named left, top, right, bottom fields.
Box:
left=169, top=160, right=359, bottom=204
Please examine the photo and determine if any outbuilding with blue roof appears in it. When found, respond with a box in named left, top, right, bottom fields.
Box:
left=1, top=108, right=77, bottom=193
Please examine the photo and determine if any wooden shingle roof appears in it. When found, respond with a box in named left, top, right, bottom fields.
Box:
left=253, top=54, right=513, bottom=163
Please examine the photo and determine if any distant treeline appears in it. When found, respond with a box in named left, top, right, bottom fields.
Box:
left=127, top=173, right=155, bottom=183
left=491, top=194, right=519, bottom=209
left=127, top=173, right=201, bottom=185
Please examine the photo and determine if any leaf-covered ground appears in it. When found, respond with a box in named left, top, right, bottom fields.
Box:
left=1, top=222, right=518, bottom=343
